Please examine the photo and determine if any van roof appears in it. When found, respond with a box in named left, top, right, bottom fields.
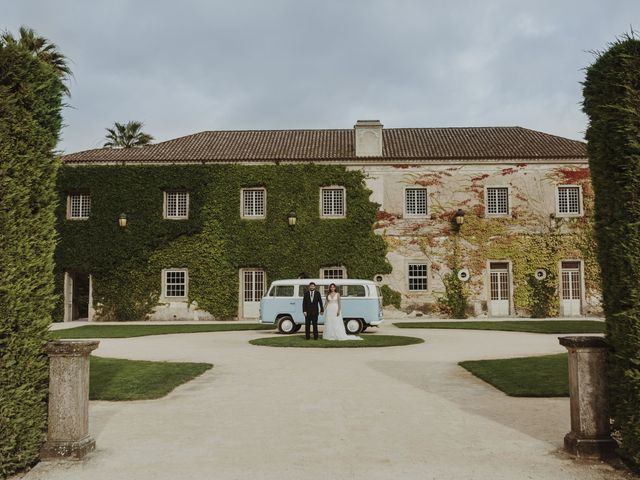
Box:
left=269, top=278, right=377, bottom=286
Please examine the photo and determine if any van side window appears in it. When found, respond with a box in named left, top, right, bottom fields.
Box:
left=274, top=285, right=294, bottom=297
left=343, top=285, right=366, bottom=297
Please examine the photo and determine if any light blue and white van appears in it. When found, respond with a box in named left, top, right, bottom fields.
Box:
left=260, top=279, right=384, bottom=334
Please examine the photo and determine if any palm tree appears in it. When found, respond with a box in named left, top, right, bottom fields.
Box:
left=104, top=121, right=154, bottom=148
left=1, top=26, right=71, bottom=93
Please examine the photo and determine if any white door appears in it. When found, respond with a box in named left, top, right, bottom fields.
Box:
left=561, top=261, right=582, bottom=316
left=64, top=272, right=73, bottom=322
left=242, top=270, right=265, bottom=319
left=489, top=262, right=510, bottom=316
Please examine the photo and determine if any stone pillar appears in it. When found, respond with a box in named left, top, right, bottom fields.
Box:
left=41, top=340, right=99, bottom=460
left=558, top=336, right=616, bottom=459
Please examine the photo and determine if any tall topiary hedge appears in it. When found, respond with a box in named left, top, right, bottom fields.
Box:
left=0, top=43, right=64, bottom=476
left=583, top=35, right=640, bottom=471
left=55, top=164, right=391, bottom=321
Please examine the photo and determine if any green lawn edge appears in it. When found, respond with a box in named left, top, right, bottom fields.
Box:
left=459, top=353, right=568, bottom=397
left=90, top=356, right=213, bottom=401
left=250, top=334, right=424, bottom=348
left=52, top=323, right=275, bottom=338
left=394, top=320, right=605, bottom=334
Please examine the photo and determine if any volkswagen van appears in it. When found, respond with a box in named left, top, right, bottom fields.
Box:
left=259, top=279, right=384, bottom=334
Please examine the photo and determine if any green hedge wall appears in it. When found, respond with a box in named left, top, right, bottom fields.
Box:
left=583, top=35, right=640, bottom=471
left=0, top=44, right=63, bottom=476
left=55, top=164, right=391, bottom=321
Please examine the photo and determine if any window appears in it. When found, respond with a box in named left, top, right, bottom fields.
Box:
left=342, top=285, right=366, bottom=297
left=405, top=188, right=427, bottom=216
left=67, top=193, right=91, bottom=219
left=242, top=188, right=266, bottom=218
left=485, top=187, right=509, bottom=216
left=408, top=263, right=428, bottom=291
left=271, top=285, right=295, bottom=297
left=321, top=187, right=346, bottom=217
left=163, top=269, right=187, bottom=298
left=557, top=186, right=582, bottom=216
left=321, top=267, right=346, bottom=280
left=164, top=191, right=189, bottom=219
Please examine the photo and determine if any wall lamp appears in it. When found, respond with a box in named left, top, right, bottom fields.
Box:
left=287, top=210, right=297, bottom=228
left=453, top=209, right=465, bottom=227
left=118, top=213, right=128, bottom=228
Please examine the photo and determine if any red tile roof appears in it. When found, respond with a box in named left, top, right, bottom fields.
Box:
left=62, top=127, right=587, bottom=164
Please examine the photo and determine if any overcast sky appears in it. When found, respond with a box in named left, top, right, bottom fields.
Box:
left=4, top=1, right=640, bottom=153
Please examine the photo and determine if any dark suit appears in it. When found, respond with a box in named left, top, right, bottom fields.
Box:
left=303, top=289, right=324, bottom=339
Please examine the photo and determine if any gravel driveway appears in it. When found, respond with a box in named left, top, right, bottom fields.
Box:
left=23, top=322, right=631, bottom=480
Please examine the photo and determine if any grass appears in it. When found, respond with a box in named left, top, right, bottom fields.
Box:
left=52, top=323, right=275, bottom=339
left=90, top=356, right=212, bottom=401
left=394, top=320, right=605, bottom=334
left=250, top=334, right=424, bottom=348
left=459, top=353, right=568, bottom=397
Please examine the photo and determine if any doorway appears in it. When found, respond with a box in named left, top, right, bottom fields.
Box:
left=240, top=269, right=265, bottom=319
left=489, top=262, right=510, bottom=316
left=560, top=261, right=582, bottom=316
left=64, top=271, right=92, bottom=322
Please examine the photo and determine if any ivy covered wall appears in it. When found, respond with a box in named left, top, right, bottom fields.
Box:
left=55, top=164, right=391, bottom=321
left=369, top=163, right=599, bottom=317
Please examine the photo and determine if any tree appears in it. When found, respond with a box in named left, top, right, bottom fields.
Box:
left=0, top=33, right=66, bottom=476
left=582, top=34, right=640, bottom=471
left=104, top=121, right=154, bottom=148
left=1, top=26, right=71, bottom=93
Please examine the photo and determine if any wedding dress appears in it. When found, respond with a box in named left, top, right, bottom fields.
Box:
left=322, top=293, right=362, bottom=341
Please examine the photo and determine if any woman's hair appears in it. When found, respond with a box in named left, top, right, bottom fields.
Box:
left=326, top=283, right=338, bottom=299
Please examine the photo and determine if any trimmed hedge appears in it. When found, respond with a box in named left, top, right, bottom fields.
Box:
left=55, top=164, right=391, bottom=321
left=0, top=44, right=63, bottom=476
left=583, top=35, right=640, bottom=471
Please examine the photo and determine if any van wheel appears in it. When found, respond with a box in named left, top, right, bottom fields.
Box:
left=292, top=324, right=302, bottom=333
left=277, top=316, right=296, bottom=334
left=361, top=325, right=368, bottom=333
left=345, top=318, right=363, bottom=334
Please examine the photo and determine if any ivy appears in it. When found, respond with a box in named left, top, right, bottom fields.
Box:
left=381, top=285, right=402, bottom=309
left=55, top=164, right=391, bottom=321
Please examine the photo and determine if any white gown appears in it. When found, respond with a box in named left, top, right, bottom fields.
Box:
left=322, top=293, right=362, bottom=341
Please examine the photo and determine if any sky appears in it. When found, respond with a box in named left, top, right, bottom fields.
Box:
left=4, top=0, right=640, bottom=153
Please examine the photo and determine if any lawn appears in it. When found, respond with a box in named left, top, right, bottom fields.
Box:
left=459, top=353, right=568, bottom=397
left=90, top=356, right=213, bottom=401
left=394, top=320, right=605, bottom=334
left=250, top=334, right=424, bottom=348
left=52, top=323, right=275, bottom=339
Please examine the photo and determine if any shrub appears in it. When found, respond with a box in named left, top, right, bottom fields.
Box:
left=441, top=271, right=468, bottom=319
left=0, top=43, right=64, bottom=476
left=582, top=34, right=640, bottom=471
left=380, top=285, right=402, bottom=309
left=526, top=271, right=557, bottom=318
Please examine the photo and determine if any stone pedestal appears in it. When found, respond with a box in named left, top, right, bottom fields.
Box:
left=41, top=340, right=99, bottom=460
left=558, top=336, right=616, bottom=459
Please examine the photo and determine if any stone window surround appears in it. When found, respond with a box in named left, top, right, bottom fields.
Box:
left=66, top=192, right=91, bottom=220
left=161, top=268, right=188, bottom=301
left=484, top=185, right=512, bottom=217
left=163, top=191, right=189, bottom=220
left=404, top=186, right=428, bottom=218
left=406, top=259, right=429, bottom=293
left=240, top=187, right=267, bottom=219
left=555, top=185, right=583, bottom=218
left=320, top=186, right=347, bottom=218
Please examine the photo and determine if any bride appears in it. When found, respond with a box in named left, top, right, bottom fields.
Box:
left=322, top=283, right=362, bottom=341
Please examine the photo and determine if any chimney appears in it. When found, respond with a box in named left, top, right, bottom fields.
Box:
left=354, top=120, right=383, bottom=157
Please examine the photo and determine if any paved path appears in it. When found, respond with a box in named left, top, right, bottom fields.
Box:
left=25, top=323, right=629, bottom=480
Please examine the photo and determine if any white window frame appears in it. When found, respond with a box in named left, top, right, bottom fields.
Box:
left=406, top=261, right=429, bottom=292
left=320, top=266, right=347, bottom=280
left=161, top=268, right=188, bottom=300
left=484, top=186, right=511, bottom=217
left=163, top=191, right=190, bottom=220
left=320, top=186, right=346, bottom=218
left=240, top=188, right=267, bottom=219
left=66, top=193, right=91, bottom=220
left=404, top=187, right=428, bottom=218
left=555, top=185, right=583, bottom=218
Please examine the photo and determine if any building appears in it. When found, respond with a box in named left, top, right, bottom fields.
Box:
left=58, top=120, right=597, bottom=321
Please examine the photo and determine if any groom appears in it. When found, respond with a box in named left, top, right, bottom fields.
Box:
left=303, top=282, right=324, bottom=340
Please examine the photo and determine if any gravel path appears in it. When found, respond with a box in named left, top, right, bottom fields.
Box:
left=23, top=323, right=630, bottom=480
